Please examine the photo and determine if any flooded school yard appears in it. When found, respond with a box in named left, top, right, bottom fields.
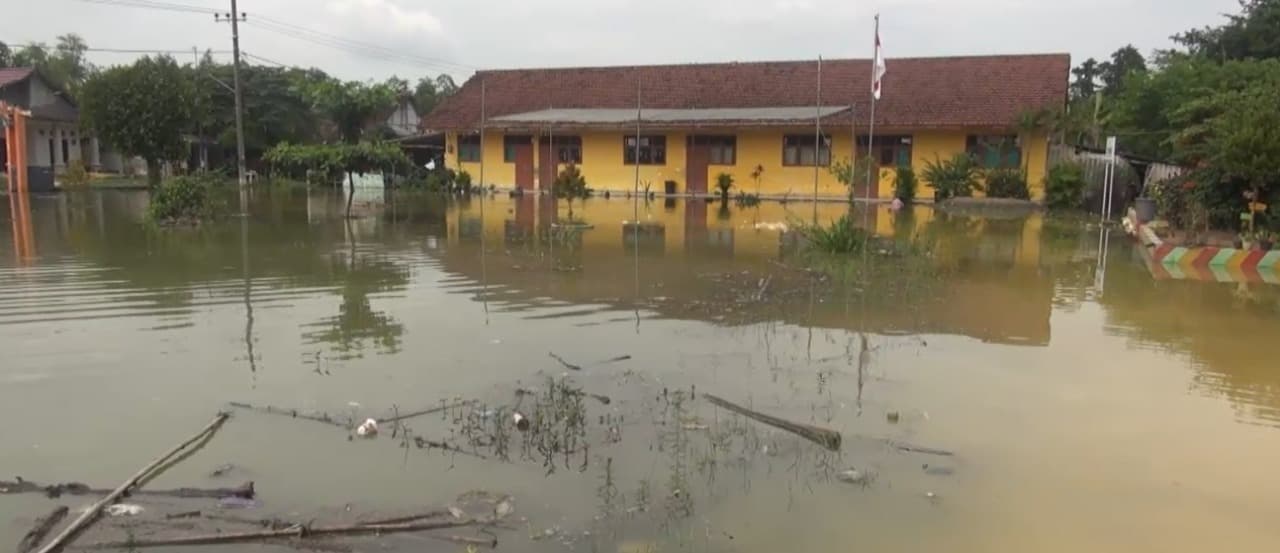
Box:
left=3, top=189, right=1280, bottom=552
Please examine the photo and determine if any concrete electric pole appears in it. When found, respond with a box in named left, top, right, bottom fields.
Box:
left=216, top=2, right=248, bottom=189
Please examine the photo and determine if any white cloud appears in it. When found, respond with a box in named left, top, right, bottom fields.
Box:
left=326, top=0, right=444, bottom=35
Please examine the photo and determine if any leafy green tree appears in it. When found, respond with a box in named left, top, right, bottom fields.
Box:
left=1176, top=83, right=1280, bottom=231
left=553, top=164, right=588, bottom=218
left=187, top=60, right=320, bottom=164
left=1173, top=0, right=1280, bottom=61
left=80, top=56, right=194, bottom=187
left=1098, top=45, right=1147, bottom=94
left=12, top=43, right=48, bottom=68
left=1070, top=58, right=1101, bottom=100
left=301, top=78, right=396, bottom=143
left=0, top=41, right=12, bottom=67
left=413, top=74, right=460, bottom=115
left=3, top=36, right=93, bottom=96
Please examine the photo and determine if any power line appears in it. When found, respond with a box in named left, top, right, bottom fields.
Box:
left=248, top=14, right=474, bottom=71
left=241, top=51, right=287, bottom=68
left=8, top=42, right=230, bottom=55
left=73, top=0, right=219, bottom=14
left=244, top=19, right=471, bottom=74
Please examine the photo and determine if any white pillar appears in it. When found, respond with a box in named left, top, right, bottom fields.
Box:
left=90, top=137, right=101, bottom=169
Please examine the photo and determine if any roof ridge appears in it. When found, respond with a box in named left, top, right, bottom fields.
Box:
left=475, top=53, right=1071, bottom=74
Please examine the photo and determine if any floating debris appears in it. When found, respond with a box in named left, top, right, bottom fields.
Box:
left=355, top=418, right=379, bottom=437
left=104, top=504, right=144, bottom=517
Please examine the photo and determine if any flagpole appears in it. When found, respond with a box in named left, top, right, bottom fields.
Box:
left=865, top=14, right=880, bottom=203
left=813, top=55, right=822, bottom=222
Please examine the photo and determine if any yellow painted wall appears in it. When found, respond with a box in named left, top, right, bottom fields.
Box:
left=447, top=128, right=1053, bottom=201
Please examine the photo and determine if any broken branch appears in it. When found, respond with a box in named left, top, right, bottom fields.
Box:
left=380, top=400, right=475, bottom=425
left=1, top=480, right=253, bottom=500
left=35, top=412, right=231, bottom=553
left=18, top=506, right=68, bottom=553
left=548, top=352, right=583, bottom=371
left=227, top=402, right=351, bottom=429
left=76, top=518, right=484, bottom=550
left=703, top=394, right=841, bottom=451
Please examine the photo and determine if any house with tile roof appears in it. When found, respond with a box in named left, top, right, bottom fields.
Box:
left=420, top=54, right=1070, bottom=200
left=0, top=67, right=110, bottom=189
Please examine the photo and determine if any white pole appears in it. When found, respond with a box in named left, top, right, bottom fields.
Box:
left=865, top=14, right=880, bottom=202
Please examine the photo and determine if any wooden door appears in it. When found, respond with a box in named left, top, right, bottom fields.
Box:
left=514, top=143, right=534, bottom=190
left=685, top=138, right=709, bottom=195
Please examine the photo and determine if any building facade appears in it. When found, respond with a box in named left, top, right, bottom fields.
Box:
left=0, top=68, right=104, bottom=182
left=421, top=54, right=1070, bottom=201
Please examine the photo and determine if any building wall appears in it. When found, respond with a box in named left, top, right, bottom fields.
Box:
left=446, top=128, right=1053, bottom=201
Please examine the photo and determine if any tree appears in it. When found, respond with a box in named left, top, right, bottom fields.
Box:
left=48, top=34, right=92, bottom=95
left=1098, top=45, right=1147, bottom=94
left=1173, top=0, right=1280, bottom=61
left=12, top=43, right=48, bottom=68
left=413, top=74, right=460, bottom=115
left=553, top=164, right=588, bottom=218
left=1178, top=84, right=1280, bottom=232
left=80, top=56, right=194, bottom=187
left=301, top=78, right=396, bottom=143
left=1070, top=58, right=1101, bottom=100
left=0, top=41, right=12, bottom=67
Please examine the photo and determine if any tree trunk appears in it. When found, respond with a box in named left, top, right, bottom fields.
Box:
left=146, top=158, right=162, bottom=188
left=346, top=172, right=355, bottom=218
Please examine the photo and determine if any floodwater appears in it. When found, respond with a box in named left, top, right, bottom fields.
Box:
left=2, top=189, right=1280, bottom=553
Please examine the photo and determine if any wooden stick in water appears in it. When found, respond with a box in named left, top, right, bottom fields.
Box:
left=227, top=402, right=351, bottom=429
left=703, top=394, right=842, bottom=451
left=18, top=506, right=68, bottom=553
left=35, top=412, right=231, bottom=553
left=75, top=518, right=483, bottom=550
left=1, top=480, right=254, bottom=500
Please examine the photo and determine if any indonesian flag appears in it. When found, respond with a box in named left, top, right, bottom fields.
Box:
left=872, top=30, right=886, bottom=100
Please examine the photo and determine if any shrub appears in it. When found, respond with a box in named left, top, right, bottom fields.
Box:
left=456, top=169, right=473, bottom=191
left=715, top=172, right=734, bottom=200
left=554, top=164, right=589, bottom=216
left=147, top=174, right=221, bottom=223
left=60, top=159, right=91, bottom=188
left=1043, top=162, right=1086, bottom=209
left=796, top=214, right=872, bottom=254
left=894, top=165, right=918, bottom=203
left=734, top=191, right=761, bottom=207
left=985, top=169, right=1030, bottom=199
left=830, top=156, right=877, bottom=200
left=922, top=154, right=982, bottom=200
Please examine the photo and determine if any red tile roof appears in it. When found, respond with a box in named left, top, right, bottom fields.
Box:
left=422, top=54, right=1070, bottom=131
left=0, top=67, right=35, bottom=89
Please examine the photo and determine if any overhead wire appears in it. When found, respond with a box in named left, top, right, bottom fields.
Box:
left=73, top=0, right=220, bottom=15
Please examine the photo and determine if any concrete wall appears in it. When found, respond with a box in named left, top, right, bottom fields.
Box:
left=446, top=127, right=1054, bottom=201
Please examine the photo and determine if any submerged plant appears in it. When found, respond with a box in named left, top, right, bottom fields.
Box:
left=715, top=172, right=734, bottom=201
left=922, top=154, right=982, bottom=200
left=795, top=214, right=872, bottom=254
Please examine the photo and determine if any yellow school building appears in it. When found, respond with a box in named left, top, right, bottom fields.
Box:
left=421, top=54, right=1070, bottom=201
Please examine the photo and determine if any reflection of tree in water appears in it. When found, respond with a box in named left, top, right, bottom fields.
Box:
left=301, top=251, right=408, bottom=359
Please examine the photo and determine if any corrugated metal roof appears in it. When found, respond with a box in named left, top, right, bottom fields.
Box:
left=490, top=106, right=851, bottom=125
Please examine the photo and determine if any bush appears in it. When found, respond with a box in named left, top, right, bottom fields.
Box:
left=147, top=174, right=222, bottom=223
left=894, top=165, right=918, bottom=203
left=734, top=191, right=761, bottom=207
left=715, top=172, right=734, bottom=200
left=985, top=169, right=1030, bottom=199
left=796, top=214, right=872, bottom=254
left=61, top=159, right=91, bottom=188
left=554, top=164, right=588, bottom=216
left=1043, top=162, right=1087, bottom=209
left=830, top=156, right=877, bottom=200
left=456, top=169, right=473, bottom=191
left=922, top=154, right=982, bottom=200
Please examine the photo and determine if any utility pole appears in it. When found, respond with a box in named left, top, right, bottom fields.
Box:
left=216, top=2, right=248, bottom=189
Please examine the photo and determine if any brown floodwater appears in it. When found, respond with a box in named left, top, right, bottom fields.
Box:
left=2, top=189, right=1279, bottom=552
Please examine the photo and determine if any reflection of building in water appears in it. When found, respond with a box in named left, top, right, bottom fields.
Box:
left=437, top=197, right=1054, bottom=345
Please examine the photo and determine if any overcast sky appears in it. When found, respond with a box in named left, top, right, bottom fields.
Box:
left=6, top=0, right=1242, bottom=84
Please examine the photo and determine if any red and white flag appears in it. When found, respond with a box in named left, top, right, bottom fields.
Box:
left=872, top=28, right=886, bottom=100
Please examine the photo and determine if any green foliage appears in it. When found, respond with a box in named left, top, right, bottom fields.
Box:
left=187, top=59, right=320, bottom=160
left=456, top=169, right=473, bottom=190
left=300, top=78, right=397, bottom=143
left=554, top=164, right=588, bottom=216
left=61, top=159, right=90, bottom=188
left=922, top=154, right=982, bottom=200
left=413, top=74, right=459, bottom=114
left=733, top=192, right=761, bottom=207
left=80, top=55, right=193, bottom=186
left=1043, top=162, right=1087, bottom=209
left=147, top=174, right=224, bottom=223
left=715, top=172, right=734, bottom=200
left=984, top=169, right=1030, bottom=199
left=829, top=156, right=878, bottom=200
left=893, top=165, right=918, bottom=203
left=796, top=214, right=871, bottom=254
left=263, top=142, right=410, bottom=185
left=1, top=35, right=92, bottom=96
left=1173, top=0, right=1280, bottom=61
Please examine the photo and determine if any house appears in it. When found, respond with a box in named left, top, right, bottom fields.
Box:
left=420, top=54, right=1070, bottom=200
left=0, top=67, right=106, bottom=190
